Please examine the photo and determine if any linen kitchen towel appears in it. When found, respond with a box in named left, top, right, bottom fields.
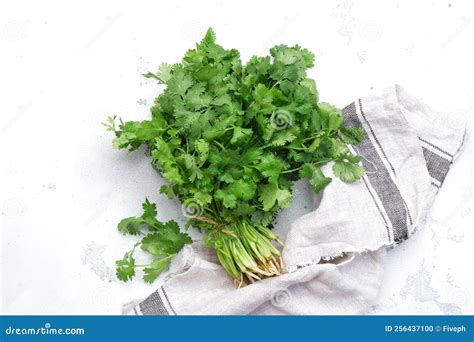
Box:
left=125, top=85, right=466, bottom=315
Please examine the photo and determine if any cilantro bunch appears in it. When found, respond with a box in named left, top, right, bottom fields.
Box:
left=107, top=28, right=364, bottom=285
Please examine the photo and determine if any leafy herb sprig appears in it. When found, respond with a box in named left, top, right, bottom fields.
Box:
left=107, top=28, right=364, bottom=285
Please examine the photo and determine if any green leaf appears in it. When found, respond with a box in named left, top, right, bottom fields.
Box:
left=330, top=138, right=349, bottom=157
left=332, top=160, right=364, bottom=183
left=160, top=185, right=175, bottom=199
left=195, top=139, right=210, bottom=164
left=215, top=189, right=238, bottom=208
left=112, top=119, right=165, bottom=150
left=229, top=179, right=257, bottom=201
left=142, top=198, right=157, bottom=220
left=258, top=183, right=278, bottom=211
left=117, top=216, right=142, bottom=235
left=270, top=130, right=297, bottom=147
left=307, top=138, right=321, bottom=153
left=310, top=167, right=332, bottom=192
left=339, top=127, right=364, bottom=145
left=318, top=102, right=343, bottom=131
left=152, top=138, right=184, bottom=185
left=117, top=199, right=164, bottom=235
left=116, top=252, right=136, bottom=282
left=167, top=72, right=193, bottom=97
left=276, top=188, right=292, bottom=207
left=300, top=164, right=332, bottom=193
left=230, top=127, right=252, bottom=145
left=144, top=63, right=173, bottom=84
left=143, top=258, right=172, bottom=283
left=115, top=200, right=192, bottom=283
left=256, top=154, right=283, bottom=184
left=141, top=221, right=192, bottom=256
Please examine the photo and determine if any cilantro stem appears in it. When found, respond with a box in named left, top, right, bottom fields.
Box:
left=213, top=141, right=226, bottom=150
left=282, top=158, right=332, bottom=174
left=135, top=253, right=177, bottom=268
left=281, top=166, right=303, bottom=174
left=284, top=146, right=306, bottom=151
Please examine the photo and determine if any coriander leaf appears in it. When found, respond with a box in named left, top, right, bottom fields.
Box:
left=160, top=185, right=175, bottom=199
left=117, top=199, right=163, bottom=235
left=269, top=130, right=297, bottom=147
left=117, top=217, right=143, bottom=235
left=258, top=183, right=278, bottom=211
left=215, top=189, right=238, bottom=208
left=142, top=198, right=157, bottom=219
left=332, top=160, right=364, bottom=183
left=195, top=139, right=210, bottom=165
left=159, top=220, right=193, bottom=253
left=229, top=179, right=257, bottom=201
left=339, top=127, right=364, bottom=145
left=300, top=164, right=332, bottom=193
left=276, top=188, right=292, bottom=207
left=167, top=72, right=193, bottom=97
left=141, top=233, right=167, bottom=256
left=318, top=102, right=343, bottom=131
left=141, top=220, right=192, bottom=256
left=309, top=166, right=332, bottom=193
left=143, top=258, right=172, bottom=283
left=230, top=127, right=252, bottom=145
left=116, top=252, right=136, bottom=282
left=330, top=138, right=349, bottom=157
left=307, top=137, right=321, bottom=152
left=144, top=63, right=173, bottom=84
left=256, top=154, right=283, bottom=184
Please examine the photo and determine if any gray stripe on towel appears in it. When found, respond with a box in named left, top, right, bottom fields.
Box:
left=422, top=147, right=451, bottom=184
left=418, top=137, right=454, bottom=158
left=161, top=286, right=177, bottom=315
left=342, top=101, right=408, bottom=242
left=139, top=290, right=170, bottom=315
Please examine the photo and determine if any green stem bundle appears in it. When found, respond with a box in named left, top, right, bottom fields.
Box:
left=214, top=220, right=283, bottom=287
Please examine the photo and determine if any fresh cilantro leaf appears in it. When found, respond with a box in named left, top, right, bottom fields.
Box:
left=332, top=160, right=364, bottom=183
left=115, top=199, right=192, bottom=283
left=143, top=258, right=172, bottom=283
left=230, top=127, right=252, bottom=145
left=116, top=252, right=136, bottom=282
left=318, top=102, right=343, bottom=131
left=300, top=164, right=332, bottom=193
left=258, top=183, right=278, bottom=211
left=140, top=221, right=191, bottom=257
left=117, top=217, right=143, bottom=235
left=276, top=188, right=292, bottom=207
left=160, top=185, right=175, bottom=199
left=215, top=189, right=238, bottom=208
left=195, top=139, right=209, bottom=165
left=309, top=167, right=332, bottom=192
left=339, top=127, right=364, bottom=145
left=117, top=198, right=164, bottom=235
left=142, top=198, right=157, bottom=219
left=256, top=154, right=283, bottom=184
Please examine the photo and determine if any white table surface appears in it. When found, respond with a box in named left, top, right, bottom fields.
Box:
left=1, top=0, right=472, bottom=314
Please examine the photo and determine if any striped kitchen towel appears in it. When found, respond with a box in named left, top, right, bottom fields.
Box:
left=125, top=85, right=466, bottom=315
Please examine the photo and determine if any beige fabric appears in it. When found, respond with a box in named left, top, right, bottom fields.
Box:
left=125, top=85, right=466, bottom=315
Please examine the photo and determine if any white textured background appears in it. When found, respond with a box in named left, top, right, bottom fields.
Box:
left=1, top=0, right=472, bottom=314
